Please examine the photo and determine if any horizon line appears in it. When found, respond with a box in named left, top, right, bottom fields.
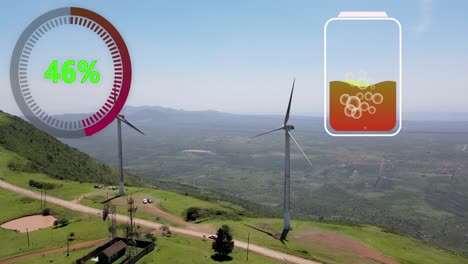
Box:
left=4, top=105, right=468, bottom=122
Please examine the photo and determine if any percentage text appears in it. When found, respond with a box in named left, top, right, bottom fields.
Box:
left=44, top=60, right=101, bottom=84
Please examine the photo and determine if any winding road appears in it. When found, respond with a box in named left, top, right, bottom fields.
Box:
left=0, top=180, right=321, bottom=264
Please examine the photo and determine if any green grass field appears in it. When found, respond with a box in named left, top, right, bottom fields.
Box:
left=0, top=188, right=110, bottom=260
left=77, top=182, right=468, bottom=264
left=1, top=114, right=468, bottom=264
left=0, top=146, right=105, bottom=200
left=207, top=218, right=468, bottom=264
left=0, top=150, right=277, bottom=263
left=0, top=188, right=280, bottom=264
left=79, top=191, right=181, bottom=227
left=2, top=151, right=468, bottom=264
left=14, top=235, right=281, bottom=264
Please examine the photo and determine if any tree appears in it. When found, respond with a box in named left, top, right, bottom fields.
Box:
left=212, top=225, right=234, bottom=260
left=185, top=207, right=201, bottom=221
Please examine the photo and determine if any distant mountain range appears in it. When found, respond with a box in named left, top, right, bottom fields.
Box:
left=123, top=105, right=468, bottom=121
left=120, top=106, right=468, bottom=134
left=9, top=105, right=468, bottom=136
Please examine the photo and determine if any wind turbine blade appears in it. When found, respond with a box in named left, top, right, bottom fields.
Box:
left=288, top=131, right=313, bottom=168
left=117, top=116, right=145, bottom=135
left=284, top=78, right=295, bottom=125
left=250, top=127, right=283, bottom=139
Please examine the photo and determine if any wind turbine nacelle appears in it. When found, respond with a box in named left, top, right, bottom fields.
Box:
left=284, top=125, right=295, bottom=130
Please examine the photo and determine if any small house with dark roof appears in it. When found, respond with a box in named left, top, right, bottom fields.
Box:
left=97, top=240, right=126, bottom=264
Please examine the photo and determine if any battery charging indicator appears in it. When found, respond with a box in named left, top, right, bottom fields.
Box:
left=324, top=12, right=402, bottom=136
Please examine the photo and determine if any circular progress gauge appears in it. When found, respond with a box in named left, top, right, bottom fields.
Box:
left=10, top=7, right=131, bottom=138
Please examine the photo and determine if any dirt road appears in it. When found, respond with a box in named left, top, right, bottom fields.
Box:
left=0, top=180, right=320, bottom=264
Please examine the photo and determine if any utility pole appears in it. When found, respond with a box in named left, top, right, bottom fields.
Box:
left=26, top=228, right=30, bottom=247
left=67, top=234, right=70, bottom=256
left=246, top=232, right=250, bottom=261
left=117, top=117, right=124, bottom=196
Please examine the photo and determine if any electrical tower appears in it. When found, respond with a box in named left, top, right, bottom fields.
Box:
left=103, top=203, right=117, bottom=239
left=126, top=197, right=139, bottom=259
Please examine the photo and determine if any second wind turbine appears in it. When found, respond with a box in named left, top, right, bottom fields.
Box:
left=251, top=79, right=313, bottom=241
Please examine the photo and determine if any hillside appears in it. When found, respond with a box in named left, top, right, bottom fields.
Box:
left=0, top=110, right=278, bottom=218
left=0, top=109, right=467, bottom=263
left=0, top=110, right=144, bottom=186
left=60, top=105, right=468, bottom=256
left=0, top=148, right=467, bottom=264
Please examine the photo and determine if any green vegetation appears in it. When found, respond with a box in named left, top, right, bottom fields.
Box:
left=1, top=109, right=468, bottom=263
left=0, top=111, right=145, bottom=186
left=76, top=181, right=468, bottom=264
left=212, top=225, right=234, bottom=260
left=0, top=189, right=109, bottom=260
left=55, top=218, right=70, bottom=228
left=14, top=235, right=281, bottom=264
left=62, top=106, right=468, bottom=256
left=207, top=218, right=468, bottom=264
left=185, top=207, right=240, bottom=222
left=0, top=146, right=110, bottom=200
left=28, top=179, right=58, bottom=190
left=145, top=232, right=157, bottom=242
left=1, top=156, right=467, bottom=264
left=146, top=179, right=279, bottom=218
left=41, top=208, right=50, bottom=216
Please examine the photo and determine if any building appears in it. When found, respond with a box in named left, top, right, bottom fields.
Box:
left=97, top=240, right=126, bottom=264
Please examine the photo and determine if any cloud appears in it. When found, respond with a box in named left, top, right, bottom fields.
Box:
left=414, top=0, right=433, bottom=33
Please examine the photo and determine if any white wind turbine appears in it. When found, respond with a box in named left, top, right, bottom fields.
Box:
left=251, top=79, right=313, bottom=241
left=116, top=115, right=144, bottom=196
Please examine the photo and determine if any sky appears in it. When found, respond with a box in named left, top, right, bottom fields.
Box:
left=0, top=0, right=467, bottom=116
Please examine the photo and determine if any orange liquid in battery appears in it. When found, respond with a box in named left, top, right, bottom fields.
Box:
left=329, top=81, right=397, bottom=131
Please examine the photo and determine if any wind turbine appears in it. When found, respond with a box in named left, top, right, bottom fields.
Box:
left=116, top=115, right=144, bottom=196
left=251, top=79, right=313, bottom=241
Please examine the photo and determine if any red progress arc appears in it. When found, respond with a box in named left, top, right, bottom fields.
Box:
left=11, top=7, right=133, bottom=138
left=70, top=8, right=132, bottom=137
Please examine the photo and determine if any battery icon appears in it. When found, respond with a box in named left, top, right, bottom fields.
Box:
left=324, top=12, right=402, bottom=136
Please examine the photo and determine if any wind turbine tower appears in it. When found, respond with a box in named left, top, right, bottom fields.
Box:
left=251, top=79, right=313, bottom=241
left=116, top=115, right=144, bottom=196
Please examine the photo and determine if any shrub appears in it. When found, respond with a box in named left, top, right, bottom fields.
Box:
left=145, top=233, right=157, bottom=242
left=58, top=218, right=69, bottom=227
left=28, top=179, right=57, bottom=190
left=185, top=207, right=201, bottom=221
left=41, top=208, right=51, bottom=216
left=185, top=207, right=240, bottom=222
left=159, top=225, right=171, bottom=237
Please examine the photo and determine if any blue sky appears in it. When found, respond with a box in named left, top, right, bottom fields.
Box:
left=0, top=0, right=467, bottom=116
